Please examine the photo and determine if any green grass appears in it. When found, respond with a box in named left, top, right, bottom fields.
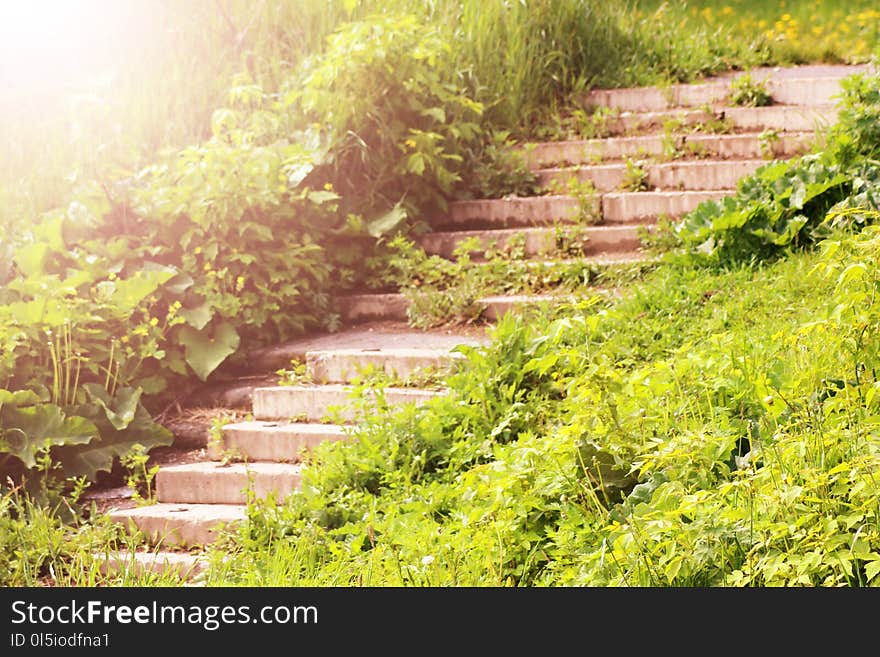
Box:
left=0, top=484, right=190, bottom=586
left=635, top=0, right=880, bottom=67
left=199, top=234, right=880, bottom=586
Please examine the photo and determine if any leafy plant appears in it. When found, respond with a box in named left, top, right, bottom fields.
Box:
left=621, top=159, right=650, bottom=192
left=675, top=73, right=880, bottom=264
left=456, top=130, right=540, bottom=200
left=729, top=72, right=773, bottom=107
left=120, top=443, right=160, bottom=506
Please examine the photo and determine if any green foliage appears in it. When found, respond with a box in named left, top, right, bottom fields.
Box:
left=676, top=73, right=880, bottom=264
left=729, top=73, right=772, bottom=107
left=621, top=159, right=650, bottom=192
left=368, top=234, right=648, bottom=328
left=204, top=237, right=880, bottom=586
left=285, top=14, right=483, bottom=225
left=120, top=443, right=160, bottom=506
left=0, top=482, right=186, bottom=586
left=455, top=131, right=540, bottom=200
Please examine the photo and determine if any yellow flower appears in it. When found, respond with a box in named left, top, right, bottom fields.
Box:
left=404, top=138, right=417, bottom=149
left=323, top=182, right=334, bottom=191
left=203, top=262, right=211, bottom=271
left=194, top=246, right=202, bottom=255
left=149, top=317, right=159, bottom=327
left=120, top=335, right=130, bottom=344
left=108, top=272, right=117, bottom=280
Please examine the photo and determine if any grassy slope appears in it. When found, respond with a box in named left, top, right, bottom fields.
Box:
left=202, top=239, right=880, bottom=586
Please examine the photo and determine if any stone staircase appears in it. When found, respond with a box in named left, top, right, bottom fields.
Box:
left=105, top=64, right=867, bottom=580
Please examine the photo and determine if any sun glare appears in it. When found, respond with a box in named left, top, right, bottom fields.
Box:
left=0, top=0, right=120, bottom=92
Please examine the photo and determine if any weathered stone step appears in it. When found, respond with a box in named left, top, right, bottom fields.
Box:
left=109, top=503, right=245, bottom=547
left=586, top=75, right=851, bottom=113
left=524, top=132, right=813, bottom=168
left=419, top=225, right=643, bottom=260
left=602, top=190, right=727, bottom=223
left=444, top=195, right=583, bottom=228
left=307, top=347, right=465, bottom=383
left=338, top=263, right=644, bottom=323
left=253, top=384, right=442, bottom=422
left=537, top=158, right=765, bottom=193
left=441, top=190, right=728, bottom=229
left=609, top=104, right=837, bottom=136
left=98, top=550, right=206, bottom=580
left=156, top=461, right=302, bottom=505
left=241, top=328, right=485, bottom=376
left=212, top=421, right=349, bottom=462
left=478, top=294, right=576, bottom=320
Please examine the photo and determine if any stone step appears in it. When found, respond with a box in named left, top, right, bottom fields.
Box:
left=418, top=225, right=643, bottom=260
left=444, top=195, right=584, bottom=228
left=338, top=261, right=646, bottom=323
left=108, top=503, right=246, bottom=547
left=98, top=550, right=206, bottom=581
left=478, top=294, right=576, bottom=321
left=253, top=384, right=442, bottom=422
left=441, top=190, right=729, bottom=230
left=609, top=104, right=837, bottom=136
left=586, top=75, right=851, bottom=113
left=241, top=327, right=485, bottom=375
left=156, top=461, right=302, bottom=505
left=602, top=190, right=727, bottom=224
left=212, top=421, right=349, bottom=462
left=537, top=158, right=765, bottom=193
left=306, top=347, right=465, bottom=383
left=524, top=132, right=813, bottom=168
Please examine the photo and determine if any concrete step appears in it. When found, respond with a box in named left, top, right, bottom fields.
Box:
left=242, top=327, right=485, bottom=375
left=156, top=461, right=302, bottom=505
left=602, top=190, right=727, bottom=224
left=211, top=421, right=349, bottom=462
left=306, top=347, right=465, bottom=383
left=253, top=384, right=442, bottom=422
left=418, top=225, right=643, bottom=260
left=609, top=104, right=837, bottom=136
left=586, top=74, right=852, bottom=112
left=98, top=550, right=206, bottom=581
left=478, top=294, right=576, bottom=320
left=537, top=158, right=765, bottom=193
left=338, top=260, right=647, bottom=323
left=524, top=132, right=813, bottom=168
left=108, top=503, right=246, bottom=547
left=440, top=190, right=728, bottom=230
left=444, top=195, right=586, bottom=229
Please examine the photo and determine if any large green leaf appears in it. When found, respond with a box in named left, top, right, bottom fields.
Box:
left=0, top=404, right=98, bottom=469
left=13, top=242, right=50, bottom=277
left=82, top=383, right=142, bottom=431
left=110, top=265, right=177, bottom=314
left=0, top=389, right=44, bottom=408
left=179, top=300, right=213, bottom=330
left=577, top=440, right=636, bottom=501
left=178, top=320, right=240, bottom=380
left=53, top=404, right=173, bottom=481
left=367, top=203, right=408, bottom=238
